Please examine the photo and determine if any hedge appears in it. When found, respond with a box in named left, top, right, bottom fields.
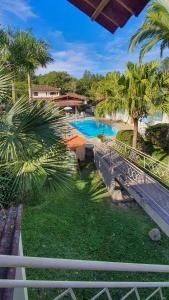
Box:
left=116, top=130, right=145, bottom=151
left=145, top=123, right=169, bottom=151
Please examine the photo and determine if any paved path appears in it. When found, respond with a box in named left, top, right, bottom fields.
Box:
left=94, top=144, right=169, bottom=236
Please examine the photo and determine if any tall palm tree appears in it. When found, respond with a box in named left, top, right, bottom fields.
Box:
left=123, top=61, right=161, bottom=148
left=0, top=29, right=53, bottom=102
left=129, top=0, right=169, bottom=61
left=13, top=31, right=53, bottom=99
left=96, top=62, right=168, bottom=148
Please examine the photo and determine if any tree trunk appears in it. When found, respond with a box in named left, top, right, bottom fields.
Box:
left=11, top=80, right=16, bottom=104
left=27, top=72, right=32, bottom=101
left=132, top=118, right=138, bottom=148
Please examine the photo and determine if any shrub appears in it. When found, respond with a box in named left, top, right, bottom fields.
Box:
left=97, top=134, right=105, bottom=141
left=116, top=130, right=145, bottom=151
left=145, top=123, right=169, bottom=151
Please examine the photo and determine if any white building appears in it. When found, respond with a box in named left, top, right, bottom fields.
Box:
left=31, top=85, right=61, bottom=99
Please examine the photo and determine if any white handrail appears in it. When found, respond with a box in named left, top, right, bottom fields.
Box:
left=0, top=280, right=169, bottom=289
left=1, top=255, right=169, bottom=273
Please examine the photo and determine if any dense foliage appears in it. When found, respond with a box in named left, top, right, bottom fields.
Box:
left=76, top=70, right=103, bottom=98
left=0, top=64, right=74, bottom=206
left=35, top=71, right=77, bottom=94
left=146, top=123, right=169, bottom=151
left=95, top=62, right=169, bottom=148
left=116, top=130, right=145, bottom=151
left=0, top=98, right=74, bottom=206
left=35, top=70, right=103, bottom=97
left=160, top=57, right=169, bottom=73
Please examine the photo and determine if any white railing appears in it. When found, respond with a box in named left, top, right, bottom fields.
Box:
left=0, top=255, right=169, bottom=299
left=110, top=139, right=169, bottom=187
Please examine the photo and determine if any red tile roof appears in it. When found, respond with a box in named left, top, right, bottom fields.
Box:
left=54, top=100, right=83, bottom=107
left=0, top=205, right=22, bottom=300
left=65, top=135, right=86, bottom=149
left=67, top=0, right=149, bottom=33
left=32, top=85, right=61, bottom=92
left=52, top=92, right=87, bottom=101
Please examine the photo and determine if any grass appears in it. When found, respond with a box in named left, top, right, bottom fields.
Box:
left=22, top=163, right=169, bottom=300
left=151, top=145, right=169, bottom=165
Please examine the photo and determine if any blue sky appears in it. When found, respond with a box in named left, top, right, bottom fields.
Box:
left=0, top=0, right=168, bottom=78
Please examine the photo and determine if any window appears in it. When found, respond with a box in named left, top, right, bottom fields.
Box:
left=34, top=92, right=38, bottom=96
left=50, top=92, right=56, bottom=95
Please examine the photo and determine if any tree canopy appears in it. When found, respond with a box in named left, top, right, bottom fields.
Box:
left=95, top=62, right=169, bottom=148
left=35, top=71, right=77, bottom=94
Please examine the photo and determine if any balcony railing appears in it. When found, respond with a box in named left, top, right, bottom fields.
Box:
left=0, top=255, right=169, bottom=299
left=110, top=139, right=169, bottom=187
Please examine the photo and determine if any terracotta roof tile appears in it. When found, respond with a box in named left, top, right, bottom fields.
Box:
left=54, top=100, right=83, bottom=107
left=32, top=85, right=61, bottom=92
left=65, top=135, right=86, bottom=148
left=51, top=93, right=87, bottom=101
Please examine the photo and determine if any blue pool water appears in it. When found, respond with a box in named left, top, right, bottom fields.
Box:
left=69, top=119, right=118, bottom=138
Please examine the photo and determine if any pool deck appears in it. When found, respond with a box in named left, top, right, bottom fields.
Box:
left=100, top=118, right=133, bottom=131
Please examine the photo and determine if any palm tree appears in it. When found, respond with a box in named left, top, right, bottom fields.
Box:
left=13, top=31, right=53, bottom=99
left=129, top=0, right=169, bottom=61
left=0, top=66, right=74, bottom=206
left=94, top=71, right=123, bottom=115
left=123, top=61, right=161, bottom=148
left=0, top=29, right=53, bottom=102
left=96, top=62, right=168, bottom=148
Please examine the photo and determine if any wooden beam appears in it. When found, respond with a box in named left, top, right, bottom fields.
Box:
left=83, top=0, right=119, bottom=26
left=91, top=0, right=110, bottom=20
left=115, top=0, right=135, bottom=15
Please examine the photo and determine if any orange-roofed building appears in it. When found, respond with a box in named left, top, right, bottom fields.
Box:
left=65, top=135, right=86, bottom=161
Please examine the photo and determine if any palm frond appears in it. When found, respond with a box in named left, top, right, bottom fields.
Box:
left=0, top=97, right=75, bottom=205
left=129, top=0, right=169, bottom=60
left=0, top=65, right=12, bottom=100
left=139, top=37, right=159, bottom=62
left=3, top=145, right=75, bottom=202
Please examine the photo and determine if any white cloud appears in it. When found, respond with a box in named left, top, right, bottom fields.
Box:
left=0, top=0, right=36, bottom=21
left=37, top=32, right=99, bottom=77
left=36, top=31, right=168, bottom=78
left=37, top=46, right=98, bottom=78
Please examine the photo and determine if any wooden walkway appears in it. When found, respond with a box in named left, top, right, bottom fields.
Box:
left=94, top=144, right=169, bottom=236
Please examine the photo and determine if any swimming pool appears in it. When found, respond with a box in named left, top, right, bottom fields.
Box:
left=69, top=119, right=118, bottom=138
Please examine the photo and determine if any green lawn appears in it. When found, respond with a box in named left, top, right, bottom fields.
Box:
left=151, top=145, right=169, bottom=165
left=22, top=163, right=169, bottom=300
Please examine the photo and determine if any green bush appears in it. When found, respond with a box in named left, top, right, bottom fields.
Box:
left=97, top=134, right=105, bottom=141
left=145, top=123, right=169, bottom=151
left=116, top=130, right=145, bottom=151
